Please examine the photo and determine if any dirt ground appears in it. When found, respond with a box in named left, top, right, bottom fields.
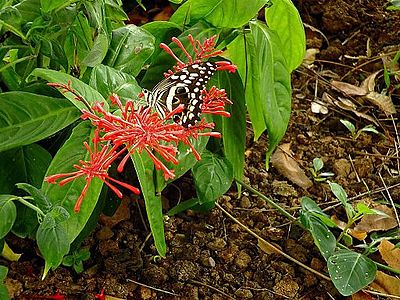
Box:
left=3, top=0, right=400, bottom=299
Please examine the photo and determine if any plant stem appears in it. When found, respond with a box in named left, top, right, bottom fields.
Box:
left=235, top=178, right=296, bottom=221
left=15, top=197, right=45, bottom=217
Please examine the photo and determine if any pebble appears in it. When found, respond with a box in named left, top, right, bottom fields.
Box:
left=207, top=238, right=227, bottom=251
left=240, top=196, right=252, bottom=208
left=234, top=250, right=251, bottom=269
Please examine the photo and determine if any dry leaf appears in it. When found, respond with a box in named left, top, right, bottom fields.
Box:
left=370, top=271, right=400, bottom=297
left=99, top=196, right=131, bottom=228
left=303, top=48, right=320, bottom=66
left=332, top=80, right=367, bottom=96
left=331, top=215, right=367, bottom=241
left=311, top=101, right=329, bottom=114
left=351, top=290, right=374, bottom=300
left=354, top=205, right=398, bottom=232
left=378, top=240, right=400, bottom=270
left=361, top=71, right=380, bottom=92
left=365, top=92, right=396, bottom=116
left=270, top=143, right=313, bottom=189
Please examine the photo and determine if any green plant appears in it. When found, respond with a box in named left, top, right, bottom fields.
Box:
left=386, top=0, right=400, bottom=10
left=0, top=0, right=305, bottom=280
left=0, top=265, right=9, bottom=300
left=300, top=181, right=398, bottom=296
left=309, top=157, right=334, bottom=182
left=340, top=119, right=380, bottom=140
left=62, top=247, right=90, bottom=273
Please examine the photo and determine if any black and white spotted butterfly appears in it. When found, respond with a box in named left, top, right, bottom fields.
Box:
left=141, top=61, right=217, bottom=127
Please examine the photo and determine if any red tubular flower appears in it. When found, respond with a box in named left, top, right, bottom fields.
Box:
left=201, top=86, right=233, bottom=117
left=160, top=34, right=237, bottom=77
left=45, top=130, right=140, bottom=212
left=94, top=289, right=106, bottom=300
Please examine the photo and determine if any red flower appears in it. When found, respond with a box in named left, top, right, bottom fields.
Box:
left=45, top=130, right=140, bottom=212
left=201, top=86, right=232, bottom=117
left=160, top=34, right=237, bottom=77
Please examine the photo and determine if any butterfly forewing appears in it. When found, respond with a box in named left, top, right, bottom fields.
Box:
left=147, top=61, right=217, bottom=127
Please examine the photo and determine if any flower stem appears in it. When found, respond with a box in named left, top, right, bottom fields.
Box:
left=15, top=197, right=45, bottom=217
left=235, top=178, right=296, bottom=221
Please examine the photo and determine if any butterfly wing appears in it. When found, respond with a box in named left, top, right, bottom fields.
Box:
left=151, top=61, right=217, bottom=126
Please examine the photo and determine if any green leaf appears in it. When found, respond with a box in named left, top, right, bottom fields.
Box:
left=0, top=265, right=7, bottom=282
left=168, top=198, right=199, bottom=216
left=12, top=201, right=38, bottom=239
left=103, top=24, right=155, bottom=76
left=313, top=157, right=324, bottom=172
left=229, top=21, right=292, bottom=163
left=0, top=92, right=81, bottom=152
left=328, top=182, right=348, bottom=205
left=15, top=0, right=41, bottom=22
left=209, top=71, right=246, bottom=186
left=300, top=212, right=336, bottom=260
left=265, top=0, right=306, bottom=71
left=0, top=195, right=17, bottom=239
left=170, top=0, right=267, bottom=28
left=300, top=196, right=337, bottom=227
left=0, top=284, right=9, bottom=300
left=82, top=32, right=110, bottom=67
left=0, top=144, right=51, bottom=194
left=192, top=150, right=233, bottom=204
left=141, top=21, right=181, bottom=60
left=328, top=249, right=377, bottom=296
left=16, top=183, right=52, bottom=212
left=131, top=151, right=166, bottom=257
left=360, top=125, right=379, bottom=135
left=89, top=64, right=142, bottom=103
left=340, top=119, right=356, bottom=134
left=73, top=261, right=84, bottom=273
left=41, top=0, right=75, bottom=13
left=0, top=6, right=24, bottom=39
left=31, top=68, right=108, bottom=111
left=36, top=208, right=70, bottom=278
left=42, top=122, right=104, bottom=244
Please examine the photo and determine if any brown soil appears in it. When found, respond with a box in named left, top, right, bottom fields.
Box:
left=3, top=0, right=400, bottom=299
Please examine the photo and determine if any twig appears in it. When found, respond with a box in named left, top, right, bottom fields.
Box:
left=235, top=178, right=296, bottom=221
left=348, top=154, right=361, bottom=182
left=215, top=202, right=331, bottom=281
left=391, top=115, right=400, bottom=174
left=378, top=173, right=400, bottom=227
left=126, top=279, right=180, bottom=296
left=189, top=279, right=235, bottom=300
left=364, top=289, right=400, bottom=299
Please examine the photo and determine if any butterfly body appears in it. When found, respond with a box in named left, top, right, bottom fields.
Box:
left=143, top=61, right=217, bottom=127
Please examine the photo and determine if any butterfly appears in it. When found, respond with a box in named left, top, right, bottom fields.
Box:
left=142, top=61, right=217, bottom=127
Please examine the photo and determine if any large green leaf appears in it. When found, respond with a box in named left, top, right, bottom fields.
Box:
left=0, top=6, right=24, bottom=39
left=192, top=150, right=233, bottom=204
left=15, top=0, right=41, bottom=22
left=36, top=206, right=70, bottom=278
left=0, top=92, right=80, bottom=152
left=103, top=24, right=155, bottom=77
left=31, top=68, right=108, bottom=110
left=228, top=21, right=292, bottom=163
left=42, top=121, right=103, bottom=243
left=328, top=249, right=377, bottom=296
left=265, top=0, right=306, bottom=71
left=131, top=151, right=166, bottom=256
left=0, top=144, right=51, bottom=193
left=41, top=0, right=77, bottom=13
left=89, top=64, right=142, bottom=104
left=209, top=71, right=246, bottom=184
left=0, top=195, right=16, bottom=239
left=170, top=0, right=267, bottom=28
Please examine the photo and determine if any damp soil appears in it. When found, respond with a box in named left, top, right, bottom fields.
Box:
left=3, top=0, right=400, bottom=299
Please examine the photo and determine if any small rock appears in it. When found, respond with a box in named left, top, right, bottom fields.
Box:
left=234, top=288, right=253, bottom=299
left=207, top=238, right=227, bottom=251
left=354, top=158, right=373, bottom=178
left=273, top=277, right=299, bottom=298
left=333, top=158, right=351, bottom=177
left=143, top=265, right=168, bottom=285
left=271, top=180, right=298, bottom=197
left=234, top=250, right=252, bottom=269
left=140, top=286, right=156, bottom=300
left=169, top=261, right=199, bottom=281
left=240, top=196, right=252, bottom=208
left=219, top=244, right=239, bottom=263
left=310, top=257, right=325, bottom=271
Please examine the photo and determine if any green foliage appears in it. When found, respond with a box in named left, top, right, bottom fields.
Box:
left=0, top=0, right=306, bottom=278
left=340, top=119, right=380, bottom=140
left=62, top=247, right=90, bottom=273
left=0, top=265, right=10, bottom=300
left=309, top=157, right=334, bottom=182
left=386, top=0, right=400, bottom=10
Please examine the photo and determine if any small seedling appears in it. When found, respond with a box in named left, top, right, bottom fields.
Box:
left=340, top=120, right=379, bottom=140
left=62, top=248, right=90, bottom=273
left=310, top=157, right=334, bottom=182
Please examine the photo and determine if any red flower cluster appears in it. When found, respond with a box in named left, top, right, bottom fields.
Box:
left=45, top=35, right=236, bottom=213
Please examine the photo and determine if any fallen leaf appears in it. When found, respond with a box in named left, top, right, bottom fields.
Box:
left=360, top=71, right=380, bottom=93
left=378, top=240, right=400, bottom=270
left=270, top=143, right=313, bottom=189
left=332, top=80, right=367, bottom=96
left=370, top=271, right=400, bottom=297
left=351, top=290, right=373, bottom=300
left=365, top=92, right=396, bottom=116
left=257, top=239, right=281, bottom=255
left=99, top=196, right=131, bottom=228
left=1, top=241, right=21, bottom=261
left=311, top=101, right=329, bottom=114
left=331, top=215, right=367, bottom=241
left=354, top=205, right=397, bottom=232
left=303, top=48, right=320, bottom=66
